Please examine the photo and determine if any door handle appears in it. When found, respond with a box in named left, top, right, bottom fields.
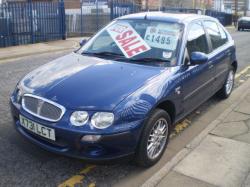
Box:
left=208, top=61, right=214, bottom=69
left=209, top=64, right=214, bottom=69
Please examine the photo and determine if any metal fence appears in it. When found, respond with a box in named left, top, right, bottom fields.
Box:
left=65, top=0, right=141, bottom=37
left=160, top=7, right=204, bottom=14
left=65, top=4, right=233, bottom=37
left=0, top=1, right=66, bottom=47
left=0, top=0, right=233, bottom=47
left=161, top=8, right=232, bottom=26
left=159, top=7, right=232, bottom=26
left=205, top=10, right=233, bottom=26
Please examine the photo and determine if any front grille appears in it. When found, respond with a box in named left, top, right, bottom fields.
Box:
left=22, top=94, right=65, bottom=122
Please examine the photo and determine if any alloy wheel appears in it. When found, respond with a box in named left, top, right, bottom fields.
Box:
left=226, top=70, right=234, bottom=95
left=147, top=118, right=168, bottom=160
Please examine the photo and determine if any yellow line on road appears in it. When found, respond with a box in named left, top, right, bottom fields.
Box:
left=170, top=118, right=192, bottom=138
left=88, top=183, right=96, bottom=187
left=235, top=65, right=250, bottom=79
left=58, top=165, right=96, bottom=187
left=80, top=165, right=96, bottom=175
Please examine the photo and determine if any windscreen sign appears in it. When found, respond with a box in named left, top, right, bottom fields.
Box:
left=144, top=24, right=179, bottom=51
left=107, top=22, right=151, bottom=58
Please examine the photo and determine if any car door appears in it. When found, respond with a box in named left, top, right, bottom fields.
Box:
left=203, top=20, right=231, bottom=92
left=180, top=21, right=215, bottom=116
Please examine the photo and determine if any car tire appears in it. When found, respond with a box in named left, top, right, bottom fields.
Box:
left=135, top=109, right=171, bottom=167
left=238, top=27, right=241, bottom=31
left=217, top=66, right=235, bottom=99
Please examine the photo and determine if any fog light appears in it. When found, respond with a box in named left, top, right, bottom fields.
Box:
left=81, top=135, right=101, bottom=142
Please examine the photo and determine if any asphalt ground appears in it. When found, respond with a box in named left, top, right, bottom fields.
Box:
left=0, top=29, right=249, bottom=187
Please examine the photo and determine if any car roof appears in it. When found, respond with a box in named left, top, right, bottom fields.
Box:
left=118, top=11, right=214, bottom=24
left=240, top=16, right=250, bottom=20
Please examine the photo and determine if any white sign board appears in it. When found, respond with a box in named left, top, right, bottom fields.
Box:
left=107, top=22, right=151, bottom=58
left=144, top=24, right=179, bottom=51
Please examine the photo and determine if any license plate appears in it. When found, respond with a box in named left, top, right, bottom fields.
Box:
left=19, top=115, right=56, bottom=141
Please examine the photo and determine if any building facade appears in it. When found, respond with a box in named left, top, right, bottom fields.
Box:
left=213, top=0, right=250, bottom=15
left=142, top=0, right=213, bottom=10
left=3, top=0, right=80, bottom=9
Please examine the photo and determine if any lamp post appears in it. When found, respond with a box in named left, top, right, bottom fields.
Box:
left=235, top=0, right=238, bottom=16
left=80, top=0, right=83, bottom=36
left=244, top=0, right=248, bottom=16
left=159, top=0, right=162, bottom=10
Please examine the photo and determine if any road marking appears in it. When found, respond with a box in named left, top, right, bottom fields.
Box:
left=0, top=49, right=71, bottom=65
left=170, top=119, right=192, bottom=138
left=0, top=57, right=24, bottom=65
left=58, top=165, right=96, bottom=187
left=235, top=65, right=250, bottom=79
left=80, top=165, right=96, bottom=175
left=88, top=183, right=96, bottom=187
left=174, top=119, right=191, bottom=133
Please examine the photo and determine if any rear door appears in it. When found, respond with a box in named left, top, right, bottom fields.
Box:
left=203, top=20, right=231, bottom=92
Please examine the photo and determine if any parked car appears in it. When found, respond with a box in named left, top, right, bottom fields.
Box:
left=238, top=16, right=250, bottom=31
left=10, top=12, right=237, bottom=167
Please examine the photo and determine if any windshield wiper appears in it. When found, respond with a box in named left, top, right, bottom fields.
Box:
left=82, top=51, right=124, bottom=57
left=129, top=57, right=170, bottom=63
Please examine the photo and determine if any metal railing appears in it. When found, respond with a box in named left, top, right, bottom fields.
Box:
left=0, top=0, right=233, bottom=47
left=0, top=1, right=66, bottom=47
left=65, top=0, right=142, bottom=37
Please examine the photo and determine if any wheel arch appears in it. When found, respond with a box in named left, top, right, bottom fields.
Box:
left=155, top=100, right=176, bottom=125
left=231, top=60, right=238, bottom=73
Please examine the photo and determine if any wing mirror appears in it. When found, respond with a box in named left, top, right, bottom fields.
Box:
left=190, top=52, right=208, bottom=65
left=79, top=39, right=88, bottom=47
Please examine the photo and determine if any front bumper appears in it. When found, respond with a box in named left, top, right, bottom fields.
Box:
left=10, top=98, right=143, bottom=162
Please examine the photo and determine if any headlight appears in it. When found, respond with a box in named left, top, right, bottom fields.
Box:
left=16, top=88, right=23, bottom=102
left=70, top=111, right=89, bottom=126
left=91, top=112, right=114, bottom=129
left=16, top=84, right=24, bottom=103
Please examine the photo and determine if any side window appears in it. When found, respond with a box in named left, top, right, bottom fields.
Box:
left=204, top=21, right=228, bottom=50
left=186, top=22, right=209, bottom=57
left=218, top=24, right=228, bottom=44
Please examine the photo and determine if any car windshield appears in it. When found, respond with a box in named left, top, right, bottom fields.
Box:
left=78, top=19, right=183, bottom=67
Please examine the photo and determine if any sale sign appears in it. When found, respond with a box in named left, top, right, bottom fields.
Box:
left=107, top=22, right=151, bottom=58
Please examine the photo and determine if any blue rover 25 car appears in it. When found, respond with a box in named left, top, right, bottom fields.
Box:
left=10, top=12, right=237, bottom=167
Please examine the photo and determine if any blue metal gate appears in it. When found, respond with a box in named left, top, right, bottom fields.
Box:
left=205, top=10, right=233, bottom=26
left=0, top=1, right=65, bottom=47
left=110, top=0, right=141, bottom=20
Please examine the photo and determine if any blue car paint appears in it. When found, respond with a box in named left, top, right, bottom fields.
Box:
left=10, top=12, right=237, bottom=161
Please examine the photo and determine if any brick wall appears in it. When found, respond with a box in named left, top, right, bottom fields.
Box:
left=64, top=0, right=80, bottom=9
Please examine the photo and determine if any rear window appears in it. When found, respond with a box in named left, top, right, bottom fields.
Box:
left=204, top=21, right=228, bottom=50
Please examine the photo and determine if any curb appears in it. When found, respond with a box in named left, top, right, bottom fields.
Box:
left=142, top=80, right=250, bottom=187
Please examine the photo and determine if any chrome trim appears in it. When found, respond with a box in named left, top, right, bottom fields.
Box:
left=22, top=94, right=66, bottom=122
